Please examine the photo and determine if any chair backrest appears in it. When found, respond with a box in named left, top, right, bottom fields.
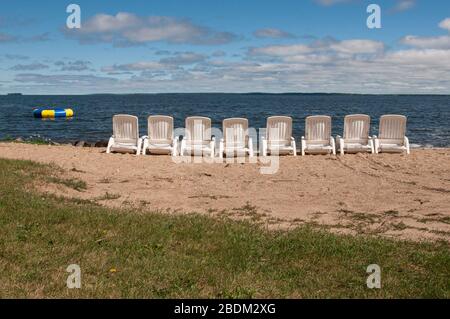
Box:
left=148, top=115, right=173, bottom=143
left=266, top=116, right=293, bottom=144
left=343, top=114, right=370, bottom=143
left=223, top=118, right=248, bottom=148
left=378, top=115, right=407, bottom=143
left=185, top=116, right=212, bottom=144
left=113, top=114, right=139, bottom=144
left=305, top=115, right=332, bottom=143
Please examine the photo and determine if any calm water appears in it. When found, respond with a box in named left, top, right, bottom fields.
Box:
left=0, top=94, right=449, bottom=147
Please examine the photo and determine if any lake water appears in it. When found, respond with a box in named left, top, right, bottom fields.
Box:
left=0, top=94, right=449, bottom=147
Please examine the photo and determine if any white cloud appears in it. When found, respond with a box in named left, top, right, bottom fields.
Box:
left=14, top=73, right=118, bottom=87
left=401, top=18, right=450, bottom=50
left=10, top=63, right=49, bottom=71
left=401, top=35, right=450, bottom=50
left=329, top=39, right=384, bottom=54
left=315, top=0, right=416, bottom=13
left=55, top=60, right=92, bottom=72
left=439, top=18, right=450, bottom=32
left=253, top=28, right=295, bottom=39
left=249, top=44, right=312, bottom=56
left=0, top=32, right=18, bottom=43
left=64, top=12, right=237, bottom=46
left=6, top=15, right=450, bottom=94
left=391, top=0, right=416, bottom=13
left=101, top=61, right=169, bottom=72
left=249, top=38, right=384, bottom=57
left=4, top=54, right=29, bottom=60
left=160, top=52, right=206, bottom=65
left=384, top=49, right=450, bottom=65
left=314, top=0, right=352, bottom=6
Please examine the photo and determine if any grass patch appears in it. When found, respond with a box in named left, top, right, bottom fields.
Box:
left=95, top=192, right=121, bottom=201
left=47, top=176, right=87, bottom=192
left=418, top=215, right=450, bottom=225
left=384, top=210, right=400, bottom=217
left=0, top=158, right=449, bottom=298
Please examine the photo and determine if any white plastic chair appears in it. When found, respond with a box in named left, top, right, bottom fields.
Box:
left=106, top=114, right=142, bottom=155
left=301, top=115, right=336, bottom=156
left=142, top=115, right=178, bottom=156
left=180, top=116, right=215, bottom=157
left=219, top=118, right=253, bottom=158
left=374, top=115, right=410, bottom=154
left=336, top=114, right=374, bottom=155
left=261, top=116, right=296, bottom=156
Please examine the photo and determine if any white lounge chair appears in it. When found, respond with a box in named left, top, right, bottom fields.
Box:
left=374, top=115, right=410, bottom=154
left=336, top=114, right=374, bottom=155
left=301, top=115, right=336, bottom=156
left=106, top=114, right=142, bottom=155
left=141, top=115, right=178, bottom=156
left=219, top=118, right=253, bottom=158
left=180, top=116, right=215, bottom=157
left=261, top=116, right=296, bottom=156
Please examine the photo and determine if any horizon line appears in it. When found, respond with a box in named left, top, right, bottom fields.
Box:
left=3, top=92, right=450, bottom=96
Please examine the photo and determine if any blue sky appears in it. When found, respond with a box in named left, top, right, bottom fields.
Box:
left=1, top=0, right=450, bottom=94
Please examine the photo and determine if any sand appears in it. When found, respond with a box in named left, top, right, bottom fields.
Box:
left=1, top=142, right=450, bottom=242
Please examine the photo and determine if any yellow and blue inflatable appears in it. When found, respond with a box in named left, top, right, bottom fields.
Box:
left=33, top=108, right=74, bottom=118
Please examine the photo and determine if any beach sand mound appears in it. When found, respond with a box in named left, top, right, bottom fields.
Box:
left=1, top=142, right=449, bottom=242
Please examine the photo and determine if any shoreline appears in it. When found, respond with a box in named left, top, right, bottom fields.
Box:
left=1, top=142, right=449, bottom=242
left=2, top=139, right=449, bottom=151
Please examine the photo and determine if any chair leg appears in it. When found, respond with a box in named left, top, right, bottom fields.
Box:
left=106, top=137, right=114, bottom=154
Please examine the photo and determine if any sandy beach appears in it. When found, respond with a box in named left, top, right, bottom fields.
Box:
left=1, top=142, right=449, bottom=242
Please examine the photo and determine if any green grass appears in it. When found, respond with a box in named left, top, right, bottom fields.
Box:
left=47, top=176, right=87, bottom=192
left=0, top=158, right=449, bottom=298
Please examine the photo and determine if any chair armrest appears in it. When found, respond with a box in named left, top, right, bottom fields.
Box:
left=290, top=136, right=295, bottom=141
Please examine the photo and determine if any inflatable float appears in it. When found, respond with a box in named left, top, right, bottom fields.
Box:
left=33, top=108, right=74, bottom=118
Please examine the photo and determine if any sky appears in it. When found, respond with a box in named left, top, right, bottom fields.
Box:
left=0, top=0, right=450, bottom=94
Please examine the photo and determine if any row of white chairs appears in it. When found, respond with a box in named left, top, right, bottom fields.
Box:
left=106, top=114, right=410, bottom=157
